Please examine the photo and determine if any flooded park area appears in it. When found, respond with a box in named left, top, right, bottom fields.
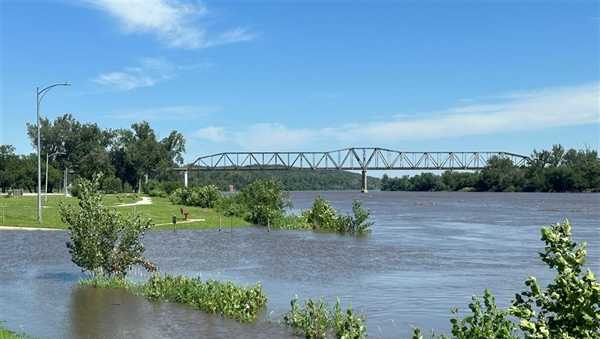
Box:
left=1, top=191, right=598, bottom=338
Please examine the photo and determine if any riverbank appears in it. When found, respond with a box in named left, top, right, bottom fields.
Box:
left=0, top=195, right=248, bottom=230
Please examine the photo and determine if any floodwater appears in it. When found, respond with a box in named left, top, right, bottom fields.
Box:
left=1, top=192, right=598, bottom=338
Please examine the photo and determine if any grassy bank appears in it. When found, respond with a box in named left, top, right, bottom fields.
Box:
left=0, top=324, right=28, bottom=339
left=0, top=195, right=248, bottom=229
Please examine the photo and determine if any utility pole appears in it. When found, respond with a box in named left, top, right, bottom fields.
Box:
left=36, top=83, right=70, bottom=223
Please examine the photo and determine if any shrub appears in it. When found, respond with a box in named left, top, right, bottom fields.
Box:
left=59, top=174, right=156, bottom=277
left=272, top=213, right=311, bottom=230
left=439, top=289, right=518, bottom=339
left=283, top=297, right=366, bottom=339
left=303, top=197, right=372, bottom=234
left=101, top=175, right=122, bottom=193
left=215, top=194, right=249, bottom=218
left=305, top=196, right=340, bottom=230
left=509, top=220, right=600, bottom=338
left=239, top=179, right=290, bottom=225
left=344, top=200, right=373, bottom=235
left=141, top=274, right=267, bottom=322
left=169, top=185, right=223, bottom=208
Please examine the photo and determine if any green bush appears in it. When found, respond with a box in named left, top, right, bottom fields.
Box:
left=272, top=213, right=311, bottom=230
left=283, top=297, right=366, bottom=339
left=238, top=179, right=290, bottom=226
left=215, top=194, right=249, bottom=218
left=303, top=197, right=372, bottom=234
left=427, top=289, right=517, bottom=339
left=141, top=274, right=267, bottom=322
left=509, top=220, right=600, bottom=338
left=101, top=175, right=123, bottom=193
left=60, top=174, right=156, bottom=277
left=169, top=185, right=223, bottom=208
left=305, top=196, right=340, bottom=230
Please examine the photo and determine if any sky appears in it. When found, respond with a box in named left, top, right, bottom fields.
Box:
left=1, top=0, right=599, bottom=166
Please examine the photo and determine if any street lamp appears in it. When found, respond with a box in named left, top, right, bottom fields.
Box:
left=37, top=82, right=70, bottom=223
left=44, top=151, right=65, bottom=204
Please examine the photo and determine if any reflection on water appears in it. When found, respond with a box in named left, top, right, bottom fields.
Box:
left=1, top=192, right=599, bottom=338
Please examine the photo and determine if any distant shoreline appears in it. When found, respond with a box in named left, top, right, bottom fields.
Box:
left=0, top=225, right=62, bottom=231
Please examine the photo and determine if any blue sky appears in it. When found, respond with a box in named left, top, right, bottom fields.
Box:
left=1, top=0, right=599, bottom=164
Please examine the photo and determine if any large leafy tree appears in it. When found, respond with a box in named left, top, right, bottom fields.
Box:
left=111, top=121, right=185, bottom=191
left=26, top=114, right=115, bottom=179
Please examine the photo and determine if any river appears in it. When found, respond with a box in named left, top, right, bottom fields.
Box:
left=1, top=192, right=598, bottom=338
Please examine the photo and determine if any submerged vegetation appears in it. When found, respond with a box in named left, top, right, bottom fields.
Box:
left=80, top=274, right=268, bottom=323
left=303, top=197, right=372, bottom=234
left=413, top=220, right=600, bottom=339
left=283, top=297, right=367, bottom=339
left=142, top=274, right=267, bottom=322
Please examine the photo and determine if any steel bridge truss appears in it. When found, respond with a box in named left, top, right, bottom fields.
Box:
left=187, top=148, right=529, bottom=171
left=179, top=148, right=529, bottom=192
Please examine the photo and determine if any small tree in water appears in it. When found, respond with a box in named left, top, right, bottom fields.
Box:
left=60, top=174, right=156, bottom=277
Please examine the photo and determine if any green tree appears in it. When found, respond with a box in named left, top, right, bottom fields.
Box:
left=477, top=156, right=524, bottom=192
left=239, top=179, right=290, bottom=225
left=60, top=174, right=156, bottom=277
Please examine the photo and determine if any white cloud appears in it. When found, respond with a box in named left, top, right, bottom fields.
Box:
left=93, top=57, right=207, bottom=91
left=196, top=82, right=599, bottom=150
left=195, top=126, right=226, bottom=142
left=87, top=0, right=254, bottom=49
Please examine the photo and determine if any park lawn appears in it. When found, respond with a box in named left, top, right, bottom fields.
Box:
left=117, top=197, right=250, bottom=230
left=0, top=324, right=28, bottom=339
left=0, top=195, right=249, bottom=230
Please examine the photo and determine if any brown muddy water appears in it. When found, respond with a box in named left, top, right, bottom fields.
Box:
left=1, top=192, right=598, bottom=338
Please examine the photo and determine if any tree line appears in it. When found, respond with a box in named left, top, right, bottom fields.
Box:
left=381, top=145, right=600, bottom=192
left=1, top=114, right=185, bottom=193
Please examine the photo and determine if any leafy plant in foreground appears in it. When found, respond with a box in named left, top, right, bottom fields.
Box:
left=283, top=297, right=366, bottom=339
left=509, top=220, right=600, bottom=338
left=60, top=174, right=156, bottom=277
left=413, top=220, right=599, bottom=339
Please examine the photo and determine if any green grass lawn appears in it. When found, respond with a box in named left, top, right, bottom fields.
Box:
left=0, top=324, right=28, bottom=339
left=0, top=195, right=249, bottom=230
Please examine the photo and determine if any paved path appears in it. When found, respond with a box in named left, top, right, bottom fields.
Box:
left=154, top=218, right=205, bottom=226
left=115, top=196, right=153, bottom=207
left=0, top=226, right=62, bottom=231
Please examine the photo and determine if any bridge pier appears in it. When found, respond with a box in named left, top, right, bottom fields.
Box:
left=184, top=169, right=189, bottom=188
left=361, top=169, right=368, bottom=193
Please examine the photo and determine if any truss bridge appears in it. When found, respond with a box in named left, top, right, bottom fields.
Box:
left=176, top=147, right=529, bottom=192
